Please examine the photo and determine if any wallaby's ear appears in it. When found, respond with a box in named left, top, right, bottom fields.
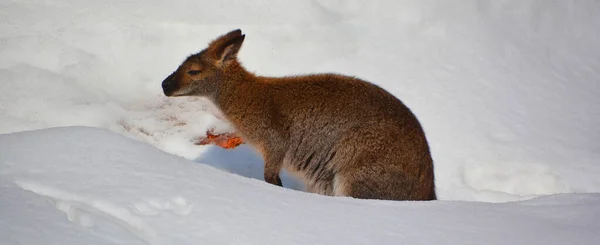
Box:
left=215, top=34, right=245, bottom=67
left=221, top=29, right=242, bottom=41
left=207, top=29, right=245, bottom=67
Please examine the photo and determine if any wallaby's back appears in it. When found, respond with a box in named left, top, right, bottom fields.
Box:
left=162, top=30, right=436, bottom=200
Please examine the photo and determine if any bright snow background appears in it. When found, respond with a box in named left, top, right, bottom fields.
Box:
left=1, top=0, right=599, bottom=244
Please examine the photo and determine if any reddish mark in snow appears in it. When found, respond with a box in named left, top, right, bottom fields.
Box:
left=196, top=130, right=243, bottom=149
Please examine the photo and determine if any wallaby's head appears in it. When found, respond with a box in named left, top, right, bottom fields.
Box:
left=162, top=29, right=245, bottom=97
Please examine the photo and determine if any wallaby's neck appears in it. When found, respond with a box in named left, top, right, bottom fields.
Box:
left=213, top=60, right=257, bottom=108
left=225, top=60, right=253, bottom=80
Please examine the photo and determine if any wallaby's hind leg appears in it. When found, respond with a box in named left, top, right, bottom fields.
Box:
left=330, top=125, right=436, bottom=200
left=335, top=165, right=436, bottom=200
left=306, top=178, right=335, bottom=195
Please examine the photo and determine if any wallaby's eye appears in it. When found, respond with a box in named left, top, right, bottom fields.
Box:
left=187, top=70, right=201, bottom=75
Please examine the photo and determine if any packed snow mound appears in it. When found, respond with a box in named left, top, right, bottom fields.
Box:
left=1, top=127, right=599, bottom=245
left=1, top=0, right=600, bottom=203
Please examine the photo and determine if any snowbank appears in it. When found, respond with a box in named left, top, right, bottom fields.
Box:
left=1, top=127, right=599, bottom=245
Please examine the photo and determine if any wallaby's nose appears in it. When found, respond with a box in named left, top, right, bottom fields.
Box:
left=162, top=73, right=176, bottom=96
left=162, top=80, right=170, bottom=89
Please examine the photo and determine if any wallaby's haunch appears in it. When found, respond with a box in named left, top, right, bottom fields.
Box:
left=162, top=29, right=436, bottom=200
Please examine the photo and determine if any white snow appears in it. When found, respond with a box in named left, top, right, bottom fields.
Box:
left=1, top=127, right=599, bottom=245
left=1, top=0, right=600, bottom=244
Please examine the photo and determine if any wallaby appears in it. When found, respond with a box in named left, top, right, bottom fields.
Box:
left=162, top=29, right=436, bottom=200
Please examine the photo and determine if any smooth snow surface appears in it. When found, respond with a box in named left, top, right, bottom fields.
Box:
left=1, top=127, right=599, bottom=245
left=1, top=0, right=600, bottom=243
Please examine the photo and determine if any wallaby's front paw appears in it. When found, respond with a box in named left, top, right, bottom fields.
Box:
left=265, top=175, right=283, bottom=187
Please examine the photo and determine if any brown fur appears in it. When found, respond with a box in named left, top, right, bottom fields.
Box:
left=162, top=29, right=436, bottom=200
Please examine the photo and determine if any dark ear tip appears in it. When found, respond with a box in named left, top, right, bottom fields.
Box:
left=233, top=34, right=245, bottom=43
left=231, top=29, right=242, bottom=36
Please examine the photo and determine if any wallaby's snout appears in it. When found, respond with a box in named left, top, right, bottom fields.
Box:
left=162, top=72, right=177, bottom=96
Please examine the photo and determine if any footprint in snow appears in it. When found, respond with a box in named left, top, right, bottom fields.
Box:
left=132, top=196, right=193, bottom=216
